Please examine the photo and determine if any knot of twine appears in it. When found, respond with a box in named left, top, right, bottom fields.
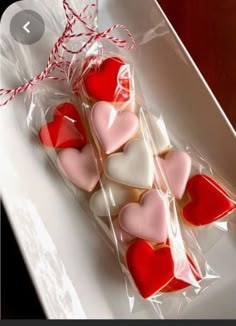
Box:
left=0, top=0, right=135, bottom=107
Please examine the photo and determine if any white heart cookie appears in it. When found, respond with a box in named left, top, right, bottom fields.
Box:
left=90, top=177, right=140, bottom=216
left=140, top=113, right=171, bottom=155
left=105, top=139, right=155, bottom=189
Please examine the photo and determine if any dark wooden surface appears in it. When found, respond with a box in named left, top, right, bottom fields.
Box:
left=158, top=0, right=236, bottom=129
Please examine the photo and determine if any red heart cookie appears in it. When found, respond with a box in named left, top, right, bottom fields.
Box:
left=161, top=255, right=201, bottom=293
left=127, top=240, right=201, bottom=298
left=39, top=103, right=87, bottom=149
left=126, top=240, right=174, bottom=298
left=83, top=57, right=130, bottom=102
left=183, top=175, right=235, bottom=226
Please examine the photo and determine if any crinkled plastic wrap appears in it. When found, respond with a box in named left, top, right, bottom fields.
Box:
left=1, top=0, right=236, bottom=319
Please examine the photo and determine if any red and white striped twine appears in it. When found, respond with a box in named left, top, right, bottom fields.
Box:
left=0, top=0, right=135, bottom=107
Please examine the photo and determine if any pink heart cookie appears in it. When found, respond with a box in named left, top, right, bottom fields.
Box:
left=57, top=144, right=100, bottom=192
left=119, top=189, right=168, bottom=243
left=154, top=150, right=191, bottom=200
left=91, top=101, right=139, bottom=154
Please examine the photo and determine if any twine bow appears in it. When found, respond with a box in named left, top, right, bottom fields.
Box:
left=0, top=0, right=135, bottom=107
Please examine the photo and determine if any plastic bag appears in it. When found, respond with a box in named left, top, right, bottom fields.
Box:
left=28, top=59, right=220, bottom=315
left=1, top=0, right=236, bottom=319
left=169, top=134, right=236, bottom=252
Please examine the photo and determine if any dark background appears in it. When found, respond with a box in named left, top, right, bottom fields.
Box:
left=159, top=0, right=236, bottom=129
left=1, top=0, right=236, bottom=319
left=1, top=205, right=45, bottom=319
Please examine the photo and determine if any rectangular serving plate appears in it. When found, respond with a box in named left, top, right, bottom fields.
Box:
left=0, top=0, right=235, bottom=319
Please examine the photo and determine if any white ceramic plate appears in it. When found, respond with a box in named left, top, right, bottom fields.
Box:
left=0, top=0, right=236, bottom=319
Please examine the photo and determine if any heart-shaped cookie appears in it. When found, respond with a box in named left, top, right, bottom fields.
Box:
left=154, top=150, right=191, bottom=199
left=90, top=177, right=140, bottom=216
left=141, top=113, right=171, bottom=155
left=126, top=240, right=201, bottom=298
left=105, top=139, right=155, bottom=189
left=91, top=101, right=139, bottom=154
left=119, top=189, right=168, bottom=243
left=39, top=103, right=87, bottom=149
left=126, top=241, right=174, bottom=298
left=183, top=174, right=236, bottom=226
left=83, top=57, right=130, bottom=102
left=57, top=144, right=100, bottom=192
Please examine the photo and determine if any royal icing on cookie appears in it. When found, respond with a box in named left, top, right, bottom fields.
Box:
left=57, top=144, right=100, bottom=192
left=91, top=101, right=139, bottom=154
left=83, top=57, right=130, bottom=102
left=126, top=240, right=201, bottom=298
left=39, top=103, right=87, bottom=149
left=105, top=139, right=155, bottom=189
left=126, top=241, right=174, bottom=298
left=119, top=189, right=168, bottom=243
left=183, top=174, right=236, bottom=226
